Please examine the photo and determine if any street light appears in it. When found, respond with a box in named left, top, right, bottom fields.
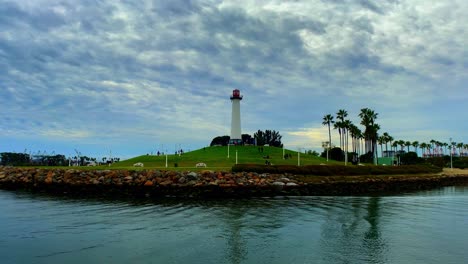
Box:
left=322, top=141, right=329, bottom=162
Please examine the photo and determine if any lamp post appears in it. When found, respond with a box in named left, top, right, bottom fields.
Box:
left=236, top=150, right=238, bottom=165
left=322, top=141, right=329, bottom=162
left=450, top=138, right=453, bottom=170
left=297, top=148, right=301, bottom=166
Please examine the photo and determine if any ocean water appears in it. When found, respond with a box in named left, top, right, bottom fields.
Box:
left=1, top=187, right=467, bottom=264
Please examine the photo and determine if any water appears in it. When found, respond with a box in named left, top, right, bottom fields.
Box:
left=1, top=187, right=467, bottom=264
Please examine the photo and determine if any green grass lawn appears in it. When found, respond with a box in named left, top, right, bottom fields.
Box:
left=100, top=145, right=341, bottom=170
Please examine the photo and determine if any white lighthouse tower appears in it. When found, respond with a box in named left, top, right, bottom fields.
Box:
left=229, top=89, right=243, bottom=145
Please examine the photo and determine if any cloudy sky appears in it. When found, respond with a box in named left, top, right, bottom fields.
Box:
left=1, top=0, right=466, bottom=159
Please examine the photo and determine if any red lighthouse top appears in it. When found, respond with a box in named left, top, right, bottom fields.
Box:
left=230, top=89, right=243, bottom=100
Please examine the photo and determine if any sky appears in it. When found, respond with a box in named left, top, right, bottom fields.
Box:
left=0, top=0, right=467, bottom=160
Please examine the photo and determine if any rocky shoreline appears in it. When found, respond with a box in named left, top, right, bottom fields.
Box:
left=1, top=166, right=467, bottom=198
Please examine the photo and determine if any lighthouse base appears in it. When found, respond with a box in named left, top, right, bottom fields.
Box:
left=229, top=139, right=243, bottom=145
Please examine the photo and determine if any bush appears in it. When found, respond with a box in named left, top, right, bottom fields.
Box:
left=232, top=164, right=442, bottom=175
left=321, top=147, right=345, bottom=161
left=360, top=152, right=374, bottom=163
left=453, top=158, right=468, bottom=169
left=400, top=152, right=420, bottom=165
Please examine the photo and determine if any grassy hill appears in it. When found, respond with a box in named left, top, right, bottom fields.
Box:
left=106, top=145, right=340, bottom=170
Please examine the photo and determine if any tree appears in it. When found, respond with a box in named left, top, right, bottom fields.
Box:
left=254, top=130, right=283, bottom=147
left=349, top=124, right=362, bottom=155
left=457, top=142, right=464, bottom=157
left=420, top=142, right=428, bottom=157
left=0, top=152, right=30, bottom=166
left=378, top=135, right=385, bottom=157
left=242, top=134, right=253, bottom=144
left=359, top=108, right=379, bottom=162
left=412, top=141, right=419, bottom=156
left=254, top=130, right=265, bottom=146
left=322, top=114, right=334, bottom=149
left=210, top=136, right=230, bottom=146
left=336, top=109, right=348, bottom=150
left=382, top=132, right=392, bottom=157
left=405, top=141, right=411, bottom=153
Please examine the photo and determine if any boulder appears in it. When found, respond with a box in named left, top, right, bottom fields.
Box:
left=272, top=181, right=285, bottom=186
left=186, top=172, right=199, bottom=181
left=144, top=180, right=154, bottom=186
left=124, top=176, right=133, bottom=181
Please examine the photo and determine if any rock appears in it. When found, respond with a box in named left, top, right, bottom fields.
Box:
left=124, top=176, right=133, bottom=181
left=144, top=180, right=153, bottom=186
left=272, top=181, right=285, bottom=186
left=160, top=180, right=173, bottom=186
left=209, top=181, right=218, bottom=186
left=272, top=181, right=284, bottom=191
left=178, top=177, right=186, bottom=184
left=279, top=177, right=290, bottom=183
left=286, top=182, right=298, bottom=186
left=45, top=176, right=53, bottom=184
left=92, top=180, right=100, bottom=185
left=186, top=172, right=199, bottom=181
left=200, top=170, right=214, bottom=175
left=186, top=180, right=197, bottom=186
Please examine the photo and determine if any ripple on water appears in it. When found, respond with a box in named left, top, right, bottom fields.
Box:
left=1, top=187, right=468, bottom=264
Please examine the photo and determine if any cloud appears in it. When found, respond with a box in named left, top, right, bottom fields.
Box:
left=0, top=0, right=466, bottom=157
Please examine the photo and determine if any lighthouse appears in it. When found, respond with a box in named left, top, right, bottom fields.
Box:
left=229, top=89, right=243, bottom=145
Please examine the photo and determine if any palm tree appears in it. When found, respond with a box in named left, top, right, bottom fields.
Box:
left=349, top=124, right=361, bottom=155
left=450, top=141, right=457, bottom=156
left=343, top=119, right=352, bottom=155
left=420, top=142, right=427, bottom=157
left=392, top=141, right=399, bottom=154
left=405, top=141, right=411, bottom=153
left=359, top=108, right=379, bottom=160
left=322, top=114, right=334, bottom=150
left=430, top=139, right=436, bottom=156
left=336, top=109, right=348, bottom=150
left=412, top=141, right=419, bottom=156
left=378, top=135, right=385, bottom=157
left=457, top=142, right=464, bottom=157
left=397, top=140, right=405, bottom=152
left=334, top=121, right=343, bottom=150
left=443, top=142, right=449, bottom=155
left=382, top=132, right=391, bottom=157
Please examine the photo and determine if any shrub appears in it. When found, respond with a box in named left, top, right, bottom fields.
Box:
left=231, top=164, right=442, bottom=175
left=453, top=158, right=468, bottom=169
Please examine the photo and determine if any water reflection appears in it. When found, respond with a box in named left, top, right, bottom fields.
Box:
left=1, top=188, right=468, bottom=264
left=318, top=197, right=387, bottom=264
left=363, top=197, right=386, bottom=264
left=216, top=199, right=288, bottom=264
